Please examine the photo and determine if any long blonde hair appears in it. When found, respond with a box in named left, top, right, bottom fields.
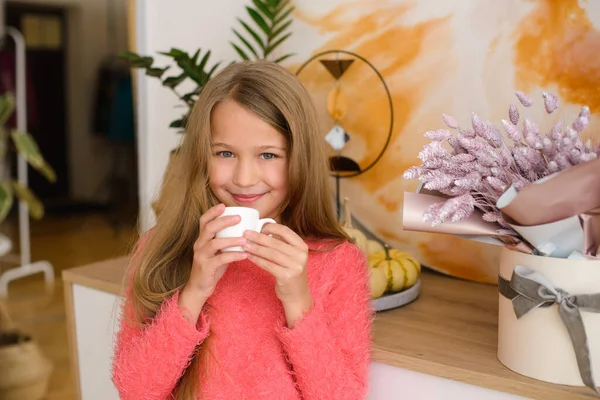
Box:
left=127, top=60, right=349, bottom=399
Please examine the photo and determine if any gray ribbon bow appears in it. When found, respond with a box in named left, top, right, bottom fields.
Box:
left=498, top=265, right=600, bottom=396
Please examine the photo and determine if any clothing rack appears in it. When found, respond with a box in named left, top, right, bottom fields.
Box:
left=0, top=27, right=54, bottom=298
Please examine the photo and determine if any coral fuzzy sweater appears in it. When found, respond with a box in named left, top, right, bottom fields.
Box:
left=111, top=237, right=373, bottom=400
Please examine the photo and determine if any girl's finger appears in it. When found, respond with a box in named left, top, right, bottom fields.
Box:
left=197, top=214, right=241, bottom=245
left=196, top=203, right=226, bottom=245
left=242, top=240, right=291, bottom=267
left=260, top=223, right=307, bottom=250
left=243, top=230, right=297, bottom=257
left=199, top=203, right=225, bottom=230
left=205, top=237, right=248, bottom=255
left=210, top=251, right=248, bottom=268
left=247, top=254, right=287, bottom=278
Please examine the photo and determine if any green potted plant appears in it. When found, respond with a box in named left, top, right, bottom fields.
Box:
left=0, top=92, right=55, bottom=399
left=0, top=93, right=56, bottom=225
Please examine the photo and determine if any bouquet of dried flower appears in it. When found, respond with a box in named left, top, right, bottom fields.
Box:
left=402, top=91, right=600, bottom=259
left=402, top=91, right=600, bottom=396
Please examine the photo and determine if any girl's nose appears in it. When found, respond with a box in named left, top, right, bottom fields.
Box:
left=232, top=159, right=259, bottom=187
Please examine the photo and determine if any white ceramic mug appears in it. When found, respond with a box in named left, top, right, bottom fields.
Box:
left=215, top=207, right=276, bottom=252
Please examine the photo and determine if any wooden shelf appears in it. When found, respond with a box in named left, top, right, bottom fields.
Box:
left=62, top=257, right=596, bottom=400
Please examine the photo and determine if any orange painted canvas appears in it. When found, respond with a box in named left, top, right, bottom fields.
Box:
left=287, top=0, right=600, bottom=284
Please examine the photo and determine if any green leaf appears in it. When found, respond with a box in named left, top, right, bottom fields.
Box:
left=176, top=61, right=202, bottom=85
left=231, top=42, right=250, bottom=61
left=119, top=50, right=143, bottom=61
left=12, top=181, right=44, bottom=220
left=198, top=51, right=212, bottom=72
left=35, top=163, right=57, bottom=183
left=274, top=53, right=295, bottom=64
left=158, top=48, right=188, bottom=60
left=10, top=130, right=57, bottom=182
left=273, top=4, right=294, bottom=28
left=181, top=86, right=203, bottom=105
left=273, top=0, right=291, bottom=15
left=120, top=51, right=154, bottom=69
left=252, top=0, right=274, bottom=19
left=119, top=50, right=139, bottom=59
left=207, top=62, right=222, bottom=79
left=0, top=93, right=15, bottom=126
left=132, top=57, right=154, bottom=69
left=266, top=0, right=280, bottom=7
left=246, top=6, right=270, bottom=35
left=162, top=49, right=223, bottom=87
left=238, top=20, right=265, bottom=50
left=171, top=52, right=206, bottom=86
left=10, top=130, right=42, bottom=162
left=0, top=182, right=13, bottom=224
left=163, top=74, right=186, bottom=89
left=146, top=67, right=169, bottom=78
left=169, top=117, right=187, bottom=129
left=233, top=29, right=260, bottom=59
left=181, top=92, right=198, bottom=105
left=269, top=19, right=292, bottom=41
left=190, top=49, right=200, bottom=64
left=265, top=32, right=292, bottom=57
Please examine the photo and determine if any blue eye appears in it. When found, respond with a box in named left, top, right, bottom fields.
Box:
left=217, top=151, right=234, bottom=158
left=261, top=153, right=277, bottom=160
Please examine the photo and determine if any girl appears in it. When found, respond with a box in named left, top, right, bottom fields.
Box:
left=111, top=60, right=373, bottom=400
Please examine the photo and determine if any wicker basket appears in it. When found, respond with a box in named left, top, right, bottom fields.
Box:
left=0, top=301, right=53, bottom=400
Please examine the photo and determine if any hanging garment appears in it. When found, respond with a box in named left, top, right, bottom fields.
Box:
left=91, top=57, right=133, bottom=141
left=106, top=73, right=134, bottom=142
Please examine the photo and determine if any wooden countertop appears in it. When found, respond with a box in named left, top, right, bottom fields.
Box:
left=62, top=257, right=595, bottom=400
left=63, top=256, right=129, bottom=296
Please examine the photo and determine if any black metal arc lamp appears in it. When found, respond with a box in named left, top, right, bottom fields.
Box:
left=295, top=49, right=394, bottom=219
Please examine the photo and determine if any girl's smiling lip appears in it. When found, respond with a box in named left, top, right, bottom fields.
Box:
left=230, top=192, right=265, bottom=204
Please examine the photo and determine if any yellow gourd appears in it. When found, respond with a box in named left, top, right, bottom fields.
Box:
left=341, top=197, right=368, bottom=254
left=368, top=245, right=421, bottom=294
left=367, top=239, right=384, bottom=255
left=369, top=264, right=388, bottom=299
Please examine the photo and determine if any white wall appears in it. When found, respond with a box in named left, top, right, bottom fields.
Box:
left=12, top=0, right=129, bottom=202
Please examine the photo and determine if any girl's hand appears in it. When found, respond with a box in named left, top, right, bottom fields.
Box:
left=186, top=203, right=249, bottom=299
left=242, top=224, right=312, bottom=318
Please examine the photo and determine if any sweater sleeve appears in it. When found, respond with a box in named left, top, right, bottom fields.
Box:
left=274, top=241, right=374, bottom=400
left=110, top=232, right=211, bottom=400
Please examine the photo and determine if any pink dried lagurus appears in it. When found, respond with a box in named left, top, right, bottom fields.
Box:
left=424, top=129, right=452, bottom=142
left=441, top=113, right=459, bottom=129
left=509, top=104, right=520, bottom=125
left=542, top=92, right=559, bottom=114
left=404, top=91, right=599, bottom=228
left=423, top=194, right=475, bottom=226
left=515, top=91, right=533, bottom=107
